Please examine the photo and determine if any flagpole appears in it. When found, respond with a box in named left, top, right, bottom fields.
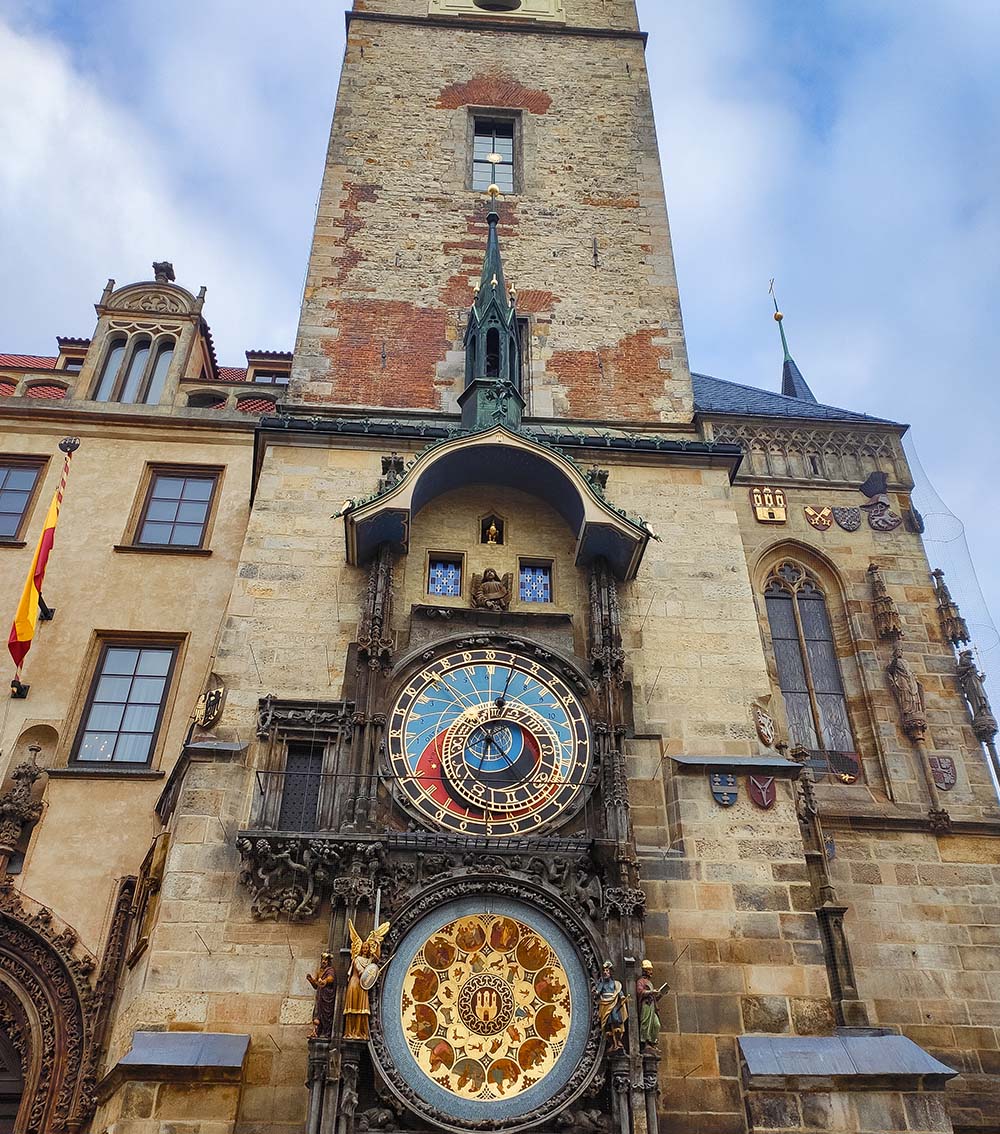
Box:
left=8, top=437, right=80, bottom=698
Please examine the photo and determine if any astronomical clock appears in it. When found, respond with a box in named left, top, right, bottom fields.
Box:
left=266, top=180, right=657, bottom=1134
left=385, top=646, right=592, bottom=837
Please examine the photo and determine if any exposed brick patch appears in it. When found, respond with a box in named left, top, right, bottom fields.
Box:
left=582, top=195, right=640, bottom=209
left=549, top=328, right=673, bottom=420
left=332, top=182, right=381, bottom=284
left=437, top=72, right=552, bottom=114
left=321, top=299, right=450, bottom=410
left=511, top=289, right=557, bottom=314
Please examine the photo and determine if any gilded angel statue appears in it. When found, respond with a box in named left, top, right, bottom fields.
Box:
left=343, top=919, right=391, bottom=1041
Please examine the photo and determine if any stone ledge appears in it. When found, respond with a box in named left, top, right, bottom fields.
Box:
left=671, top=755, right=803, bottom=779
left=739, top=1034, right=957, bottom=1093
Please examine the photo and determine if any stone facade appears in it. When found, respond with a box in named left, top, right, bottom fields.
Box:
left=0, top=4, right=997, bottom=1134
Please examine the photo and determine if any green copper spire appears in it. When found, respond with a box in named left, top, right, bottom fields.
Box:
left=769, top=281, right=817, bottom=404
left=460, top=186, right=524, bottom=430
left=473, top=188, right=510, bottom=322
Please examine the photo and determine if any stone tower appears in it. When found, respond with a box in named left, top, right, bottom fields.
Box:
left=2, top=3, right=998, bottom=1134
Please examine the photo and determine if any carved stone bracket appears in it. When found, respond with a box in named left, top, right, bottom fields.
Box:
left=256, top=697, right=355, bottom=738
left=602, top=887, right=646, bottom=920
left=0, top=762, right=45, bottom=860
left=234, top=834, right=618, bottom=926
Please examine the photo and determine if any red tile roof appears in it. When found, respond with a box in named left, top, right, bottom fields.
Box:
left=0, top=355, right=58, bottom=370
left=217, top=366, right=248, bottom=382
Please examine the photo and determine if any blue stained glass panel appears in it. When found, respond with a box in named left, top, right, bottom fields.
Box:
left=428, top=559, right=462, bottom=597
left=519, top=564, right=552, bottom=604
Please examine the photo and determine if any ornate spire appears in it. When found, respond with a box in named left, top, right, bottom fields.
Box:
left=460, top=186, right=524, bottom=431
left=769, top=281, right=818, bottom=404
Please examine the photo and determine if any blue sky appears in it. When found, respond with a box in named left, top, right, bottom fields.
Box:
left=1, top=0, right=997, bottom=675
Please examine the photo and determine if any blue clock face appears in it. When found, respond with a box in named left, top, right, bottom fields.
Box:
left=386, top=647, right=592, bottom=836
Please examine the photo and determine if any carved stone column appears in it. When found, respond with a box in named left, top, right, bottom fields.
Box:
left=306, top=1038, right=331, bottom=1134
left=795, top=769, right=869, bottom=1027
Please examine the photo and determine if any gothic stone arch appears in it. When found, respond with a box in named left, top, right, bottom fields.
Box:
left=0, top=883, right=101, bottom=1133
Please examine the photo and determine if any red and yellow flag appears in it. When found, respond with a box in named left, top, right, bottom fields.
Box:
left=8, top=440, right=78, bottom=676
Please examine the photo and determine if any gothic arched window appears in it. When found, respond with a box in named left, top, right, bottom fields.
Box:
left=764, top=562, right=855, bottom=756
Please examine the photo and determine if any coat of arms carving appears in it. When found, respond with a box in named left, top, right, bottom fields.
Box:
left=710, top=774, right=738, bottom=807
left=804, top=506, right=833, bottom=531
left=750, top=486, right=787, bottom=524
left=748, top=775, right=776, bottom=810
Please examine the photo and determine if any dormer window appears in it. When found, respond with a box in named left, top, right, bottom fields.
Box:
left=251, top=370, right=290, bottom=386
left=93, top=333, right=175, bottom=405
left=61, top=356, right=85, bottom=373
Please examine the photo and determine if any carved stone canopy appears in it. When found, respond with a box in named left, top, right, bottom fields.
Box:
left=342, top=427, right=650, bottom=581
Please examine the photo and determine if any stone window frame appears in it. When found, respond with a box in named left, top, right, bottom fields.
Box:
left=119, top=462, right=225, bottom=555
left=0, top=454, right=49, bottom=544
left=755, top=548, right=878, bottom=787
left=466, top=108, right=524, bottom=195
left=91, top=329, right=177, bottom=405
left=426, top=551, right=466, bottom=600
left=67, top=635, right=184, bottom=770
left=517, top=557, right=555, bottom=606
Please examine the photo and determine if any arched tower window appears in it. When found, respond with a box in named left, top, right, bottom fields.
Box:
left=118, top=336, right=152, bottom=403
left=94, top=336, right=127, bottom=401
left=485, top=328, right=500, bottom=377
left=764, top=562, right=855, bottom=756
left=144, top=338, right=175, bottom=404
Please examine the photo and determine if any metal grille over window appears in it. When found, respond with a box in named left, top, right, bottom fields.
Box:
left=765, top=561, right=859, bottom=780
left=429, top=559, right=462, bottom=597
left=0, top=464, right=40, bottom=538
left=473, top=119, right=515, bottom=193
left=519, top=564, right=552, bottom=603
left=277, top=743, right=324, bottom=832
left=76, top=645, right=174, bottom=764
left=138, top=473, right=215, bottom=547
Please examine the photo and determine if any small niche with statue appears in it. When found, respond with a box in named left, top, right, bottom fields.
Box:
left=479, top=513, right=505, bottom=546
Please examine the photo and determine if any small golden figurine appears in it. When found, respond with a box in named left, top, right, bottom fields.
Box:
left=344, top=919, right=391, bottom=1042
left=487, top=521, right=499, bottom=545
left=306, top=951, right=337, bottom=1038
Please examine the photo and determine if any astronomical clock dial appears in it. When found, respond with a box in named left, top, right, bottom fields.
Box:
left=386, top=647, right=592, bottom=836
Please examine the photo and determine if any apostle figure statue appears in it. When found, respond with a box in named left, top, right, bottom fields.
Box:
left=636, top=959, right=667, bottom=1053
left=595, top=960, right=628, bottom=1053
left=344, top=919, right=391, bottom=1042
left=306, top=951, right=337, bottom=1038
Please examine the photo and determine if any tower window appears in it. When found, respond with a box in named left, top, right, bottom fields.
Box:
left=519, top=562, right=552, bottom=604
left=428, top=557, right=463, bottom=597
left=486, top=328, right=501, bottom=377
left=473, top=118, right=515, bottom=193
left=764, top=562, right=857, bottom=775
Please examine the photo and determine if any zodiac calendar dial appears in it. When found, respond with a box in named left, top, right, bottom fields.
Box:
left=386, top=647, right=592, bottom=837
left=400, top=914, right=572, bottom=1104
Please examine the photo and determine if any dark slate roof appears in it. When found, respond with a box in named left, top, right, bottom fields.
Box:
left=692, top=371, right=899, bottom=426
left=781, top=356, right=817, bottom=403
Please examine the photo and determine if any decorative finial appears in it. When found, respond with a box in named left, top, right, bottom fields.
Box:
left=769, top=278, right=791, bottom=361
left=152, top=261, right=175, bottom=284
left=488, top=184, right=501, bottom=201
left=490, top=273, right=499, bottom=290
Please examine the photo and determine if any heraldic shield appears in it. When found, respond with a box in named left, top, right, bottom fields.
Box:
left=748, top=775, right=776, bottom=810
left=710, top=774, right=738, bottom=807
left=929, top=756, right=957, bottom=791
